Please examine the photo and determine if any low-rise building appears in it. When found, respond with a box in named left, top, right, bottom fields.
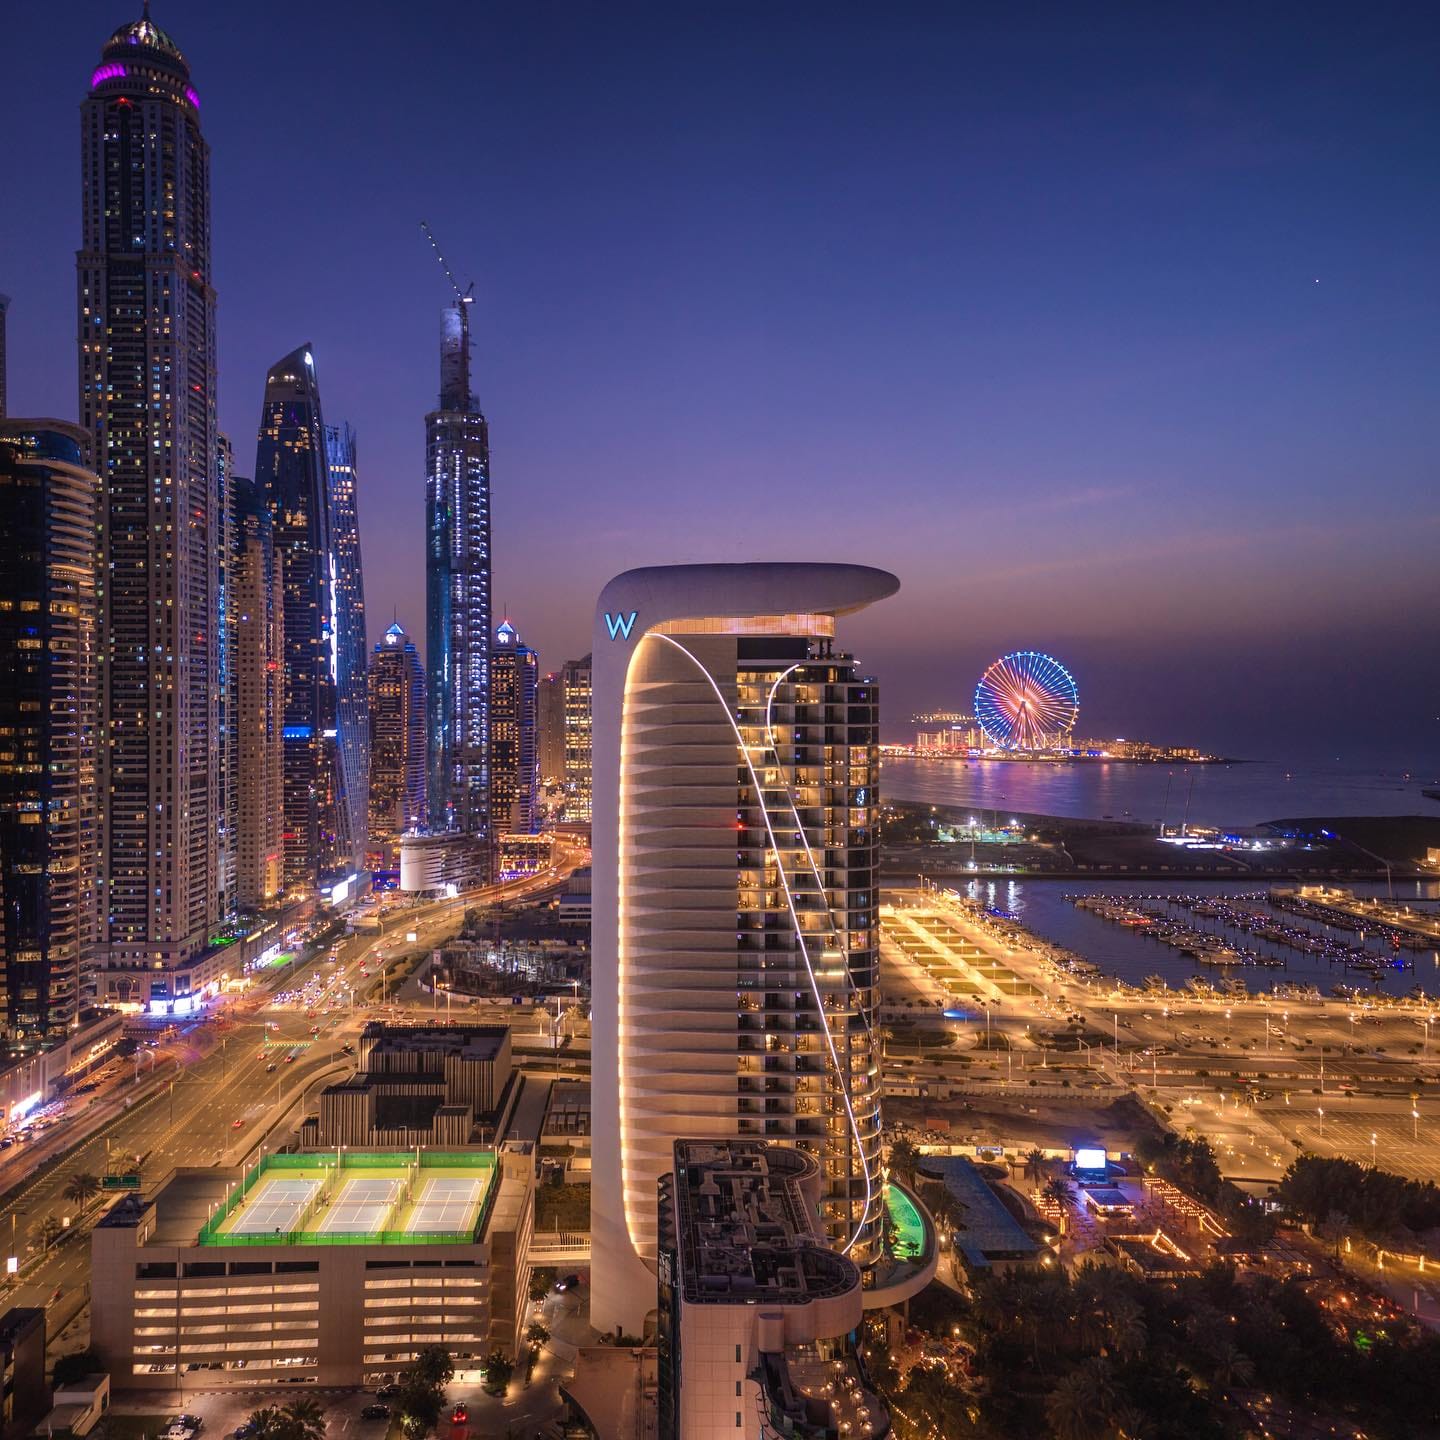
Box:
left=39, top=1373, right=109, bottom=1438
left=398, top=833, right=487, bottom=895
left=90, top=1145, right=534, bottom=1389
left=299, top=1024, right=512, bottom=1149
left=655, top=1140, right=889, bottom=1440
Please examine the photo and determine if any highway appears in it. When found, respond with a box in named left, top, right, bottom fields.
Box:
left=0, top=845, right=587, bottom=1357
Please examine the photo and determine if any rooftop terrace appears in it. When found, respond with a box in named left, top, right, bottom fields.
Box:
left=200, top=1150, right=496, bottom=1247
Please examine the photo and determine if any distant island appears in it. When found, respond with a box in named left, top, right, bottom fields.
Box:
left=896, top=710, right=1231, bottom=763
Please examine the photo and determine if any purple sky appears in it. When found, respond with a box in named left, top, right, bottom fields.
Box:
left=4, top=2, right=1438, bottom=763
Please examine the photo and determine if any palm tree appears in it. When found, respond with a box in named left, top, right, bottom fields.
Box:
left=63, top=1174, right=102, bottom=1214
left=1106, top=1299, right=1148, bottom=1362
left=281, top=1399, right=326, bottom=1440
left=1111, top=1403, right=1154, bottom=1439
left=1023, top=1147, right=1046, bottom=1186
left=1045, top=1359, right=1116, bottom=1440
left=1042, top=1177, right=1075, bottom=1209
left=525, top=1321, right=550, bottom=1350
left=1208, top=1342, right=1254, bottom=1392
left=33, top=1216, right=63, bottom=1251
left=241, top=1408, right=287, bottom=1440
left=887, top=1136, right=920, bottom=1185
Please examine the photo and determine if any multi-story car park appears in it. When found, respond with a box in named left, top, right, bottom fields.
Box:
left=91, top=1145, right=533, bottom=1388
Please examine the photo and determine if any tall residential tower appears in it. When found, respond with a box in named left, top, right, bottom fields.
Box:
left=0, top=422, right=100, bottom=1048
left=590, top=564, right=897, bottom=1333
left=231, top=476, right=283, bottom=909
left=488, top=621, right=539, bottom=837
left=425, top=300, right=491, bottom=858
left=79, top=9, right=222, bottom=998
left=254, top=346, right=341, bottom=893
left=367, top=622, right=426, bottom=870
left=326, top=423, right=369, bottom=871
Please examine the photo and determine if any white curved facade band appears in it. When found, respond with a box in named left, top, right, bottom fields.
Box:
left=590, top=563, right=898, bottom=1334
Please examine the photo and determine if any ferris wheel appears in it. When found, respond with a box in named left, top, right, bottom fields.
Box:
left=973, top=651, right=1079, bottom=750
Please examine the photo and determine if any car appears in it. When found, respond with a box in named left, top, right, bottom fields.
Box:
left=374, top=1384, right=400, bottom=1400
left=555, top=1273, right=582, bottom=1292
left=175, top=1416, right=202, bottom=1432
left=284, top=1053, right=296, bottom=1063
left=360, top=1406, right=389, bottom=1421
left=265, top=1062, right=277, bottom=1073
left=234, top=1425, right=258, bottom=1440
left=231, top=1118, right=244, bottom=1129
left=450, top=1404, right=468, bottom=1425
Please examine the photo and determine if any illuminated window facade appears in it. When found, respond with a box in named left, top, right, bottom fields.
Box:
left=326, top=422, right=369, bottom=869
left=79, top=13, right=222, bottom=988
left=561, top=654, right=592, bottom=822
left=487, top=621, right=538, bottom=837
left=254, top=346, right=344, bottom=892
left=367, top=622, right=426, bottom=869
left=231, top=476, right=283, bottom=909
left=425, top=302, right=490, bottom=858
left=0, top=424, right=99, bottom=1048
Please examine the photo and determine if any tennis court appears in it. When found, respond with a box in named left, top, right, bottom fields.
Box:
left=317, top=1175, right=405, bottom=1235
left=229, top=1177, right=320, bottom=1235
left=408, top=1175, right=484, bottom=1233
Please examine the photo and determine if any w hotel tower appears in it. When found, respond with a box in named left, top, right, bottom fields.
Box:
left=590, top=563, right=897, bottom=1332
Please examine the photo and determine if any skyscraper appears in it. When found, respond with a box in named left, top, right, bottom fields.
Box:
left=367, top=622, right=426, bottom=870
left=425, top=300, right=490, bottom=856
left=254, top=345, right=342, bottom=893
left=488, top=621, right=539, bottom=837
left=562, top=655, right=592, bottom=822
left=232, top=475, right=283, bottom=910
left=0, top=422, right=99, bottom=1049
left=326, top=422, right=369, bottom=871
left=215, top=432, right=237, bottom=918
left=537, top=670, right=565, bottom=788
left=79, top=9, right=222, bottom=996
left=589, top=563, right=897, bottom=1332
left=0, top=295, right=10, bottom=420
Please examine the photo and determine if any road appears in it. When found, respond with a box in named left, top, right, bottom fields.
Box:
left=0, top=845, right=588, bottom=1358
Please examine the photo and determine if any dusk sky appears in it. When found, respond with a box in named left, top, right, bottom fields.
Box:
left=4, top=1, right=1437, bottom=764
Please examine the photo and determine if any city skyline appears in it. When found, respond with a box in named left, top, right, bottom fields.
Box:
left=3, top=1, right=1438, bottom=766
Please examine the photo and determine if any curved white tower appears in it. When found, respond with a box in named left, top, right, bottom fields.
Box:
left=590, top=563, right=899, bottom=1333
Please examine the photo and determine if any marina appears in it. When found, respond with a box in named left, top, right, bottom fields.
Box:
left=942, top=876, right=1440, bottom=1000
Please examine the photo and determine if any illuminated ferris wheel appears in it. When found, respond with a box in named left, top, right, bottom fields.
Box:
left=973, top=651, right=1079, bottom=750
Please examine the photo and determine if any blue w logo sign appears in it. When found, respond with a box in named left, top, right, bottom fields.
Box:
left=604, top=610, right=638, bottom=641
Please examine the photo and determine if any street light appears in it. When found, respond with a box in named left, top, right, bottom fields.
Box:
left=1371, top=1132, right=1377, bottom=1167
left=1317, top=1107, right=1324, bottom=1140
left=1413, top=1108, right=1421, bottom=1142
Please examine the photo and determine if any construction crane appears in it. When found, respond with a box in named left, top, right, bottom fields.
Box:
left=419, top=220, right=474, bottom=306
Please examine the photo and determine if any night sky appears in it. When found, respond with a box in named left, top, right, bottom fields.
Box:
left=4, top=1, right=1437, bottom=763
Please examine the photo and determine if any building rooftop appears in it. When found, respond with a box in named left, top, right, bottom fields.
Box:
left=920, top=1154, right=1043, bottom=1265
left=671, top=1140, right=858, bottom=1306
left=101, top=5, right=189, bottom=74
left=199, top=1151, right=496, bottom=1247
left=361, top=1021, right=509, bottom=1063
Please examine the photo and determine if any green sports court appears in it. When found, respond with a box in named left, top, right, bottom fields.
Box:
left=199, top=1150, right=496, bottom=1246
